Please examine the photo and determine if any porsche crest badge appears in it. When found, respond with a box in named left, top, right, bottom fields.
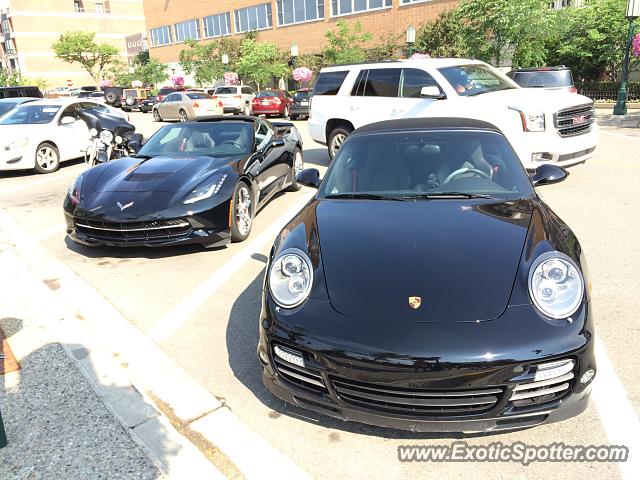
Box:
left=408, top=296, right=422, bottom=309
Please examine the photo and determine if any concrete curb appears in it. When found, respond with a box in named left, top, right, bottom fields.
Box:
left=0, top=209, right=312, bottom=480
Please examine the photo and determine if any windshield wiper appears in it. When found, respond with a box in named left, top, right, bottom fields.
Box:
left=403, top=192, right=494, bottom=199
left=324, top=193, right=406, bottom=201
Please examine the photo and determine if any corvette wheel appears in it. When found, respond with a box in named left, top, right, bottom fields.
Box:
left=231, top=182, right=253, bottom=242
left=153, top=109, right=162, bottom=122
left=287, top=148, right=303, bottom=192
left=33, top=142, right=60, bottom=174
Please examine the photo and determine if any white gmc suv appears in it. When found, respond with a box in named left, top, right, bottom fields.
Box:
left=309, top=59, right=598, bottom=170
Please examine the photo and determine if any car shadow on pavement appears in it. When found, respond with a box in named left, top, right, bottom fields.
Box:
left=302, top=147, right=330, bottom=169
left=0, top=158, right=85, bottom=179
left=0, top=318, right=164, bottom=479
left=226, top=270, right=508, bottom=441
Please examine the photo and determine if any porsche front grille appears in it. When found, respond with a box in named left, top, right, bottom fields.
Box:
left=74, top=217, right=192, bottom=243
left=554, top=104, right=595, bottom=137
left=273, top=356, right=328, bottom=394
left=331, top=377, right=503, bottom=417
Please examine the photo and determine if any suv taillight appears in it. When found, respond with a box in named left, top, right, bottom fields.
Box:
left=568, top=86, right=578, bottom=93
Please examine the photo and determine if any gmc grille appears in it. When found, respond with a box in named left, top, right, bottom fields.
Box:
left=554, top=104, right=595, bottom=138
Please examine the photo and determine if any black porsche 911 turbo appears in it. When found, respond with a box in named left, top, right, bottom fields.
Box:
left=258, top=117, right=596, bottom=433
left=64, top=116, right=304, bottom=247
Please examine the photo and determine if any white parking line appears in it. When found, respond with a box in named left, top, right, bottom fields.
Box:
left=592, top=337, right=640, bottom=480
left=0, top=166, right=82, bottom=196
left=148, top=193, right=314, bottom=343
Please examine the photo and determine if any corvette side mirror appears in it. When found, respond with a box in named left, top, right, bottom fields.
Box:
left=296, top=168, right=321, bottom=189
left=530, top=164, right=568, bottom=186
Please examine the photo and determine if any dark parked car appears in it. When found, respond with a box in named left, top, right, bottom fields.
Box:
left=78, top=91, right=106, bottom=101
left=0, top=97, right=40, bottom=117
left=0, top=86, right=43, bottom=99
left=506, top=66, right=577, bottom=93
left=259, top=117, right=595, bottom=433
left=251, top=90, right=292, bottom=117
left=288, top=88, right=311, bottom=120
left=156, top=86, right=178, bottom=102
left=64, top=117, right=305, bottom=247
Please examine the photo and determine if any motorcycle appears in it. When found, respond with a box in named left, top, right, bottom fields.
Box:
left=79, top=110, right=143, bottom=167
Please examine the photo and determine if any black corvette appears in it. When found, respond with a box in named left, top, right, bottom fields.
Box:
left=259, top=118, right=596, bottom=433
left=64, top=116, right=304, bottom=247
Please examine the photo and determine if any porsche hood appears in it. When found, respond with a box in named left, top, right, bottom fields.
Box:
left=314, top=199, right=533, bottom=323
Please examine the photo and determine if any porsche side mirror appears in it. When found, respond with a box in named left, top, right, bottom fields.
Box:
left=420, top=86, right=446, bottom=100
left=296, top=168, right=321, bottom=189
left=60, top=116, right=76, bottom=125
left=530, top=164, right=568, bottom=186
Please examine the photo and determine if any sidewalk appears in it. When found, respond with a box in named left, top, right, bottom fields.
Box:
left=596, top=109, right=640, bottom=129
left=0, top=247, right=161, bottom=479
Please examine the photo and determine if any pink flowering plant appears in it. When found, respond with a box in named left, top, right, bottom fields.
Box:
left=292, top=67, right=313, bottom=84
left=409, top=52, right=431, bottom=60
left=100, top=79, right=113, bottom=88
left=633, top=33, right=640, bottom=58
left=171, top=75, right=185, bottom=87
left=224, top=72, right=239, bottom=85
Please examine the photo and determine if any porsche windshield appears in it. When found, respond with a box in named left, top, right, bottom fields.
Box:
left=438, top=65, right=515, bottom=97
left=137, top=123, right=253, bottom=157
left=319, top=130, right=533, bottom=199
left=0, top=105, right=60, bottom=125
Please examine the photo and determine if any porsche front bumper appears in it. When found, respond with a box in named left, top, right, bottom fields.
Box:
left=258, top=298, right=596, bottom=433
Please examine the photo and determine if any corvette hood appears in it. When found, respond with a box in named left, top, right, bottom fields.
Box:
left=89, top=155, right=235, bottom=193
left=316, top=199, right=532, bottom=323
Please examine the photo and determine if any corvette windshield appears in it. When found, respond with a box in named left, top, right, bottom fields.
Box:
left=438, top=65, right=515, bottom=97
left=137, top=123, right=253, bottom=157
left=319, top=130, right=533, bottom=199
left=0, top=105, right=60, bottom=125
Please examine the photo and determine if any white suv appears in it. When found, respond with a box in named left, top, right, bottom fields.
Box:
left=208, top=85, right=255, bottom=115
left=309, top=59, right=598, bottom=170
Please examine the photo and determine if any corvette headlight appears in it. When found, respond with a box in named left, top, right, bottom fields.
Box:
left=529, top=252, right=584, bottom=319
left=99, top=130, right=114, bottom=144
left=67, top=176, right=82, bottom=205
left=183, top=174, right=228, bottom=204
left=268, top=248, right=313, bottom=308
left=4, top=137, right=28, bottom=151
left=510, top=108, right=545, bottom=132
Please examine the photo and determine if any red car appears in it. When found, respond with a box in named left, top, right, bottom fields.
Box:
left=251, top=90, right=292, bottom=117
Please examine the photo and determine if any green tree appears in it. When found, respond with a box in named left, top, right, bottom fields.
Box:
left=52, top=31, right=120, bottom=84
left=546, top=0, right=629, bottom=81
left=456, top=0, right=552, bottom=67
left=236, top=39, right=289, bottom=89
left=416, top=9, right=469, bottom=58
left=179, top=37, right=245, bottom=86
left=136, top=58, right=169, bottom=86
left=0, top=70, right=29, bottom=87
left=322, top=20, right=372, bottom=65
left=365, top=32, right=402, bottom=61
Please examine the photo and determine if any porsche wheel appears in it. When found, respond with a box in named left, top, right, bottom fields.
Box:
left=231, top=182, right=253, bottom=242
left=33, top=142, right=60, bottom=174
left=287, top=148, right=303, bottom=192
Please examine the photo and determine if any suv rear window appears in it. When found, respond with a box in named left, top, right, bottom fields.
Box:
left=313, top=71, right=348, bottom=96
left=351, top=68, right=401, bottom=97
left=509, top=70, right=573, bottom=88
left=215, top=87, right=237, bottom=94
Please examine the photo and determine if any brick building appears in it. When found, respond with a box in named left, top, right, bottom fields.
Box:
left=144, top=0, right=459, bottom=74
left=0, top=0, right=146, bottom=88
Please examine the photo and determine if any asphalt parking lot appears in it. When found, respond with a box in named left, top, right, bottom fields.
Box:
left=1, top=112, right=639, bottom=479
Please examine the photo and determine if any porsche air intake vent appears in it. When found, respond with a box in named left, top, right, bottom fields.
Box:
left=272, top=346, right=327, bottom=394
left=510, top=359, right=575, bottom=407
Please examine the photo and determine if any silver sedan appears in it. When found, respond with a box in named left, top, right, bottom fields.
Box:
left=152, top=92, right=223, bottom=122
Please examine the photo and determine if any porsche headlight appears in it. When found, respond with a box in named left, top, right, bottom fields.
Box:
left=268, top=248, right=313, bottom=308
left=510, top=107, right=545, bottom=132
left=4, top=137, right=28, bottom=151
left=529, top=252, right=584, bottom=319
left=183, top=174, right=228, bottom=204
left=99, top=130, right=114, bottom=144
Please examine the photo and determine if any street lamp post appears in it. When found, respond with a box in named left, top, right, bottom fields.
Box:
left=290, top=43, right=299, bottom=67
left=406, top=26, right=416, bottom=58
left=613, top=0, right=640, bottom=115
left=221, top=53, right=229, bottom=66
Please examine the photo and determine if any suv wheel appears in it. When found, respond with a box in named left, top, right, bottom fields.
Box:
left=104, top=91, right=118, bottom=104
left=328, top=126, right=352, bottom=160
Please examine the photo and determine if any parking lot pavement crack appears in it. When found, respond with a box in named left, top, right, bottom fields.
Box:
left=147, top=391, right=246, bottom=480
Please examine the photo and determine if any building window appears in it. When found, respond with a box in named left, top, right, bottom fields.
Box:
left=234, top=3, right=273, bottom=33
left=174, top=19, right=200, bottom=43
left=277, top=0, right=324, bottom=25
left=150, top=25, right=172, bottom=46
left=203, top=12, right=231, bottom=38
left=73, top=1, right=84, bottom=13
left=95, top=2, right=104, bottom=14
left=331, top=0, right=391, bottom=16
left=400, top=0, right=430, bottom=5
